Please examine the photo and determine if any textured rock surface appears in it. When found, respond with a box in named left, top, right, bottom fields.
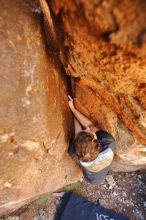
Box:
left=49, top=0, right=146, bottom=170
left=0, top=0, right=81, bottom=215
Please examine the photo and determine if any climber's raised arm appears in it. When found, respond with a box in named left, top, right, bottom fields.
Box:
left=68, top=96, right=99, bottom=134
left=68, top=99, right=92, bottom=128
left=74, top=118, right=82, bottom=135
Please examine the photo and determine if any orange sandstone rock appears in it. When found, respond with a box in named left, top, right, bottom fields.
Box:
left=49, top=0, right=146, bottom=170
left=0, top=0, right=81, bottom=215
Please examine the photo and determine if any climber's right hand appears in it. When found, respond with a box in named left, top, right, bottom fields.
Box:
left=68, top=95, right=74, bottom=110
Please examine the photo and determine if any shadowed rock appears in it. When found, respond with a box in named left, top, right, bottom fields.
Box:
left=0, top=0, right=81, bottom=215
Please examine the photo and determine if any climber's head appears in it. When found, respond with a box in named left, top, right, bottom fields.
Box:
left=74, top=131, right=100, bottom=162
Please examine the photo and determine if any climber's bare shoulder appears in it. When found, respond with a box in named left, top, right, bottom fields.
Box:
left=88, top=124, right=100, bottom=133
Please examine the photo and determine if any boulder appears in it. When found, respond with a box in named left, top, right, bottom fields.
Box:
left=49, top=0, right=146, bottom=171
left=0, top=0, right=81, bottom=215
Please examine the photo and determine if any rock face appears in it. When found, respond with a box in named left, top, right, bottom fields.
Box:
left=0, top=0, right=81, bottom=215
left=49, top=0, right=146, bottom=171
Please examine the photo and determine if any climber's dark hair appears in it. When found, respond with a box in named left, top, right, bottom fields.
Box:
left=74, top=131, right=100, bottom=162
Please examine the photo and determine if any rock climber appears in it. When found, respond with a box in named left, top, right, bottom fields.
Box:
left=68, top=95, right=116, bottom=185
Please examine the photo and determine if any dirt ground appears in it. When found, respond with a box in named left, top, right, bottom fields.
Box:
left=2, top=171, right=146, bottom=220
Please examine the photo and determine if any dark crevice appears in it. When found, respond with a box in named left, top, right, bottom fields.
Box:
left=135, top=29, right=146, bottom=47
left=101, top=31, right=114, bottom=43
left=101, top=10, right=120, bottom=43
left=104, top=8, right=120, bottom=43
left=40, top=0, right=77, bottom=102
left=139, top=83, right=146, bottom=89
